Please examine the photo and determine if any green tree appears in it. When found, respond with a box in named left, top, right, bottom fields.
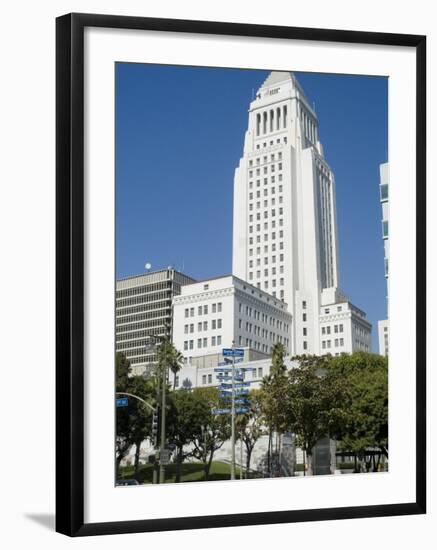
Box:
left=115, top=352, right=156, bottom=479
left=287, top=355, right=348, bottom=475
left=190, top=387, right=231, bottom=480
left=259, top=347, right=291, bottom=475
left=330, top=352, right=388, bottom=471
left=167, top=388, right=210, bottom=482
left=236, top=389, right=265, bottom=476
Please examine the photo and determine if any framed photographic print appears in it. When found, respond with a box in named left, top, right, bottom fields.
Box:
left=56, top=13, right=426, bottom=536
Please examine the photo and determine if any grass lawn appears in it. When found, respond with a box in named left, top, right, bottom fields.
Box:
left=118, top=461, right=262, bottom=484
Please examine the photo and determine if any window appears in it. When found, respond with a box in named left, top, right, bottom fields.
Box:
left=339, top=324, right=344, bottom=333
left=382, top=220, right=389, bottom=238
left=202, top=375, right=207, bottom=385
left=184, top=308, right=189, bottom=318
left=325, top=308, right=330, bottom=314
left=340, top=338, right=344, bottom=346
left=190, top=308, right=194, bottom=317
left=203, top=321, right=207, bottom=331
left=326, top=326, right=331, bottom=335
left=189, top=340, right=193, bottom=349
left=322, top=340, right=326, bottom=349
left=303, top=341, right=307, bottom=350
left=302, top=301, right=307, bottom=309
left=190, top=324, right=194, bottom=333
left=258, top=367, right=263, bottom=378
left=217, top=335, right=222, bottom=345
left=203, top=337, right=207, bottom=347
left=212, top=336, right=216, bottom=346
left=204, top=305, right=208, bottom=314
left=197, top=339, right=202, bottom=348
left=198, top=306, right=202, bottom=315
left=212, top=319, right=216, bottom=330
left=184, top=325, right=188, bottom=334
left=380, top=183, right=388, bottom=201
left=303, top=313, right=307, bottom=322
left=208, top=374, right=212, bottom=384
left=203, top=284, right=209, bottom=290
left=303, top=327, right=307, bottom=336
left=218, top=302, right=222, bottom=312
left=217, top=319, right=222, bottom=329
left=184, top=341, right=188, bottom=350
left=198, top=322, right=202, bottom=331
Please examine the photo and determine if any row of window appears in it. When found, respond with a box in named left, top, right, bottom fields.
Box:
left=116, top=280, right=171, bottom=299
left=248, top=162, right=283, bottom=178
left=248, top=195, right=284, bottom=208
left=322, top=305, right=343, bottom=315
left=249, top=238, right=284, bottom=250
left=184, top=302, right=222, bottom=318
left=321, top=324, right=344, bottom=336
left=183, top=336, right=223, bottom=350
left=321, top=338, right=344, bottom=349
left=117, top=291, right=171, bottom=309
left=249, top=152, right=282, bottom=168
left=249, top=174, right=283, bottom=190
left=237, top=335, right=289, bottom=351
left=116, top=301, right=170, bottom=318
left=237, top=304, right=288, bottom=329
left=255, top=137, right=288, bottom=150
left=183, top=319, right=222, bottom=333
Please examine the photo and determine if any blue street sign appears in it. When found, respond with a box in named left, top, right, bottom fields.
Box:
left=222, top=348, right=245, bottom=357
left=218, top=358, right=244, bottom=366
left=234, top=399, right=249, bottom=405
left=234, top=382, right=251, bottom=388
left=214, top=367, right=233, bottom=372
left=235, top=407, right=249, bottom=414
left=212, top=408, right=231, bottom=415
left=116, top=397, right=128, bottom=408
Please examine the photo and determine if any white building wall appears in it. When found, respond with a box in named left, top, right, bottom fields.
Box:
left=172, top=275, right=292, bottom=363
left=232, top=71, right=371, bottom=356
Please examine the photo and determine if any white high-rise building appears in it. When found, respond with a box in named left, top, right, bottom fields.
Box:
left=378, top=162, right=389, bottom=356
left=232, top=71, right=371, bottom=355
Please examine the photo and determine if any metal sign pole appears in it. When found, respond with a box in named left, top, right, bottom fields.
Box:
left=231, top=341, right=236, bottom=480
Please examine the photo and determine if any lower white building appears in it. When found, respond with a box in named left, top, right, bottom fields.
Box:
left=172, top=274, right=292, bottom=363
left=318, top=288, right=372, bottom=355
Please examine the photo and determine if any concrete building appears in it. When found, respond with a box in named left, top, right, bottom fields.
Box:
left=116, top=268, right=195, bottom=376
left=232, top=71, right=371, bottom=355
left=378, top=162, right=389, bottom=356
left=172, top=274, right=292, bottom=364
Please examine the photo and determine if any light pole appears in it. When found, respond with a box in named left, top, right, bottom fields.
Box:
left=231, top=340, right=236, bottom=481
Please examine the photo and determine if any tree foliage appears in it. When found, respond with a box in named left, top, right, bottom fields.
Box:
left=330, top=352, right=388, bottom=459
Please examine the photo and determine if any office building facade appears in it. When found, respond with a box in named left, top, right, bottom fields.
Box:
left=378, top=162, right=389, bottom=356
left=172, top=274, right=292, bottom=364
left=116, top=268, right=195, bottom=376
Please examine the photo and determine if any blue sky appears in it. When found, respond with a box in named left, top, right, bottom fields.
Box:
left=116, top=64, right=388, bottom=351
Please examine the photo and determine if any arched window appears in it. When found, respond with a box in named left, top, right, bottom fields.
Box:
left=263, top=111, right=267, bottom=134
left=276, top=107, right=281, bottom=130
left=270, top=110, right=274, bottom=132
left=283, top=105, right=287, bottom=128
left=256, top=113, right=261, bottom=136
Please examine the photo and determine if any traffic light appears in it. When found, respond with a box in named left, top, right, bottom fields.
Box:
left=151, top=408, right=160, bottom=447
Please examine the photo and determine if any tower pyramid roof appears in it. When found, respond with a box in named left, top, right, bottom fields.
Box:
left=259, top=71, right=293, bottom=89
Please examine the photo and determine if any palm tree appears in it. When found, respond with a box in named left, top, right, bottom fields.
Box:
left=155, top=339, right=184, bottom=390
left=271, top=342, right=286, bottom=376
left=169, top=348, right=184, bottom=390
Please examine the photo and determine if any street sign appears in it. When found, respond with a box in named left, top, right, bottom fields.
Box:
left=213, top=408, right=231, bottom=415
left=116, top=397, right=129, bottom=408
left=235, top=407, right=249, bottom=414
left=218, top=358, right=244, bottom=366
left=158, top=448, right=171, bottom=464
left=222, top=348, right=245, bottom=357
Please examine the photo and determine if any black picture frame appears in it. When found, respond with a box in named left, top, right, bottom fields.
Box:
left=56, top=12, right=426, bottom=537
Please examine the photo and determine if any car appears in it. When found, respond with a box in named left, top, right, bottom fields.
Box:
left=116, top=479, right=139, bottom=486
